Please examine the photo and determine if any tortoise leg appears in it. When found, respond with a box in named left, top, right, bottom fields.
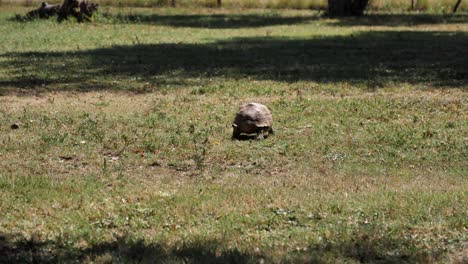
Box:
left=232, top=125, right=240, bottom=140
left=256, top=128, right=266, bottom=140
left=263, top=127, right=273, bottom=138
left=256, top=132, right=264, bottom=140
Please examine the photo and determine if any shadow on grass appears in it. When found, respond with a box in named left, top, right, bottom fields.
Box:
left=94, top=13, right=468, bottom=28
left=13, top=11, right=468, bottom=28
left=1, top=30, right=467, bottom=94
left=0, top=233, right=255, bottom=263
left=7, top=9, right=468, bottom=29
left=332, top=13, right=468, bottom=27
left=0, top=232, right=444, bottom=263
left=101, top=13, right=319, bottom=28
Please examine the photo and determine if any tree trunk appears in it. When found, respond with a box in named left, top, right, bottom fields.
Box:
left=217, top=0, right=222, bottom=8
left=453, top=0, right=463, bottom=13
left=171, top=0, right=176, bottom=7
left=327, top=0, right=370, bottom=16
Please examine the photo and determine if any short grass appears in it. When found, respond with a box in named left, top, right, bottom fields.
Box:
left=0, top=6, right=467, bottom=263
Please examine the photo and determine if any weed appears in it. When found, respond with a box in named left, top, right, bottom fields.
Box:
left=188, top=122, right=211, bottom=171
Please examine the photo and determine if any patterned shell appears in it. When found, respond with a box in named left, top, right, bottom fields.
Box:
left=233, top=102, right=273, bottom=134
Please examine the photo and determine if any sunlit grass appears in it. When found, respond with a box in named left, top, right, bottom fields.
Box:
left=0, top=6, right=467, bottom=263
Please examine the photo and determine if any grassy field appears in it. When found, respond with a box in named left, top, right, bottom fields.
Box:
left=0, top=6, right=467, bottom=263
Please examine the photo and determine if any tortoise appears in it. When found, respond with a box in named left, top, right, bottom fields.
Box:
left=232, top=102, right=274, bottom=140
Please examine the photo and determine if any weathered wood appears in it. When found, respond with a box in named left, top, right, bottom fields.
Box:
left=26, top=2, right=60, bottom=19
left=58, top=0, right=79, bottom=21
left=25, top=0, right=98, bottom=22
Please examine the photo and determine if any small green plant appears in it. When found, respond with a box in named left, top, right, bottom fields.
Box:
left=188, top=122, right=211, bottom=171
left=77, top=113, right=106, bottom=144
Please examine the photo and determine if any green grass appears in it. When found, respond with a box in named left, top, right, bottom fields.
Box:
left=0, top=6, right=467, bottom=263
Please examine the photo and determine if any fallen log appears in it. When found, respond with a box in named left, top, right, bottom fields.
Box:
left=26, top=2, right=60, bottom=19
left=23, top=0, right=98, bottom=22
left=57, top=0, right=79, bottom=21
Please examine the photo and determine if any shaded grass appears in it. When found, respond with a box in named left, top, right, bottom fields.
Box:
left=331, top=13, right=468, bottom=26
left=1, top=30, right=467, bottom=94
left=106, top=12, right=468, bottom=28
left=100, top=12, right=320, bottom=28
left=0, top=230, right=452, bottom=263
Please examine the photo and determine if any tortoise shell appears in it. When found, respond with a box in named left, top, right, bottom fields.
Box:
left=232, top=102, right=273, bottom=140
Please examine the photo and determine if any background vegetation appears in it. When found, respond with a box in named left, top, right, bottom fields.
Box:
left=1, top=0, right=467, bottom=12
